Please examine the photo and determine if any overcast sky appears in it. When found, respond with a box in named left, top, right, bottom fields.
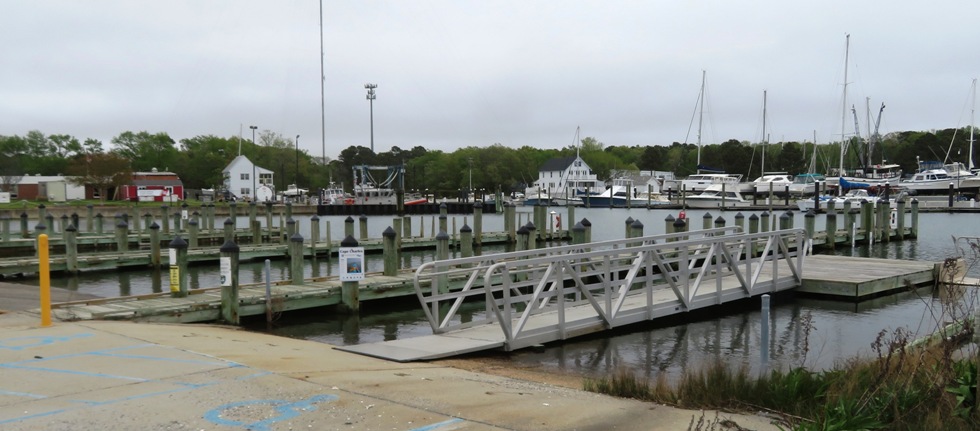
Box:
left=4, top=1, right=980, bottom=161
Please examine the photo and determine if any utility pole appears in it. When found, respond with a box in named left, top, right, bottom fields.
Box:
left=365, top=83, right=377, bottom=152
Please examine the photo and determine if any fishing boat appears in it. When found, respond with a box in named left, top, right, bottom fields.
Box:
left=826, top=35, right=902, bottom=191
left=319, top=182, right=349, bottom=205
left=683, top=183, right=751, bottom=209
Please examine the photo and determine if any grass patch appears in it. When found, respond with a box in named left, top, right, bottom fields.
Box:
left=584, top=318, right=980, bottom=430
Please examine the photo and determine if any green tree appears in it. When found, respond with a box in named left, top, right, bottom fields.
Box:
left=111, top=131, right=179, bottom=172
left=64, top=153, right=132, bottom=201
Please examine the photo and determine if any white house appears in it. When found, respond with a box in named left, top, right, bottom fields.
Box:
left=528, top=155, right=604, bottom=196
left=222, top=155, right=274, bottom=200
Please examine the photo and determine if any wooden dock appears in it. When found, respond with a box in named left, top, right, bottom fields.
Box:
left=41, top=254, right=941, bottom=326
left=0, top=231, right=514, bottom=277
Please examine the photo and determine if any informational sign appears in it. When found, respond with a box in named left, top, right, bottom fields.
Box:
left=220, top=257, right=232, bottom=286
left=169, top=248, right=177, bottom=265
left=339, top=247, right=365, bottom=281
left=169, top=267, right=179, bottom=292
left=182, top=209, right=189, bottom=220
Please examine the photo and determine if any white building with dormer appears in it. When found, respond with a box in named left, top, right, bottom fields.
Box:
left=222, top=155, right=275, bottom=201
left=525, top=154, right=604, bottom=205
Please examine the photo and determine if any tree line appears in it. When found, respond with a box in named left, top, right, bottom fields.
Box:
left=0, top=126, right=975, bottom=199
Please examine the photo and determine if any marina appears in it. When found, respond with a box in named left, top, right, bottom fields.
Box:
left=4, top=202, right=977, bottom=388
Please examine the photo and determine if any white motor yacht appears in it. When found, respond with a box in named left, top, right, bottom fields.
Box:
left=684, top=184, right=751, bottom=209
left=752, top=172, right=793, bottom=195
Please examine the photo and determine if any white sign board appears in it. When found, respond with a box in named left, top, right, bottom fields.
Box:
left=219, top=256, right=232, bottom=286
left=0, top=192, right=9, bottom=203
left=339, top=247, right=365, bottom=281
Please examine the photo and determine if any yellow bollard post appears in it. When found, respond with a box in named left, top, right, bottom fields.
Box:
left=38, top=234, right=51, bottom=327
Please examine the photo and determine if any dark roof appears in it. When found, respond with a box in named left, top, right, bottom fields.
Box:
left=539, top=156, right=577, bottom=172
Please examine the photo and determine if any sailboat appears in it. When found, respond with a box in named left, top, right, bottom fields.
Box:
left=789, top=131, right=827, bottom=196
left=826, top=35, right=902, bottom=194
left=750, top=90, right=793, bottom=196
left=937, top=79, right=980, bottom=194
left=668, top=71, right=744, bottom=194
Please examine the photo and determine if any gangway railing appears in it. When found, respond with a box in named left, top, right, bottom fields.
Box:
left=413, top=227, right=806, bottom=350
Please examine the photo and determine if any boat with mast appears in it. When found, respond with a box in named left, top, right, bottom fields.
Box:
left=667, top=71, right=744, bottom=194
left=750, top=90, right=793, bottom=196
left=827, top=35, right=902, bottom=193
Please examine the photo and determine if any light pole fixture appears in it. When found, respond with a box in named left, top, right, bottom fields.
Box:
left=249, top=125, right=257, bottom=198
left=365, top=83, right=377, bottom=152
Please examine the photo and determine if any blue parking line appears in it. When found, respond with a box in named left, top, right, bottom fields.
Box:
left=0, top=333, right=92, bottom=350
left=410, top=418, right=465, bottom=431
left=0, top=363, right=148, bottom=382
left=203, top=394, right=339, bottom=431
left=0, top=360, right=272, bottom=427
left=0, top=389, right=46, bottom=399
left=0, top=408, right=69, bottom=426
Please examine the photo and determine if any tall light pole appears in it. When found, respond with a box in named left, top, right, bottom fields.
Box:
left=249, top=125, right=257, bottom=199
left=295, top=135, right=300, bottom=188
left=365, top=83, right=377, bottom=152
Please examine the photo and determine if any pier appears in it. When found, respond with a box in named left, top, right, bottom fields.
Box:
left=17, top=197, right=948, bottom=361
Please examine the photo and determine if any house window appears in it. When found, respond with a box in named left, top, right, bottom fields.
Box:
left=241, top=173, right=250, bottom=180
left=241, top=187, right=251, bottom=196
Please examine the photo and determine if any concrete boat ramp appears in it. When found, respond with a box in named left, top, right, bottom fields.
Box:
left=338, top=229, right=942, bottom=362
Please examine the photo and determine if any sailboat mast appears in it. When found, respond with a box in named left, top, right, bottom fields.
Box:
left=838, top=34, right=850, bottom=195
left=319, top=0, right=327, bottom=189
left=811, top=130, right=818, bottom=174
left=697, top=70, right=705, bottom=169
left=761, top=90, right=767, bottom=176
left=971, top=78, right=977, bottom=171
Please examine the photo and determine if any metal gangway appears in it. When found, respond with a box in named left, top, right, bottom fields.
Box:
left=337, top=227, right=807, bottom=362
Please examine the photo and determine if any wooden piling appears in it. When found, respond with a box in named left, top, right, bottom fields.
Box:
left=359, top=215, right=368, bottom=240
left=340, top=235, right=360, bottom=312
left=161, top=206, right=170, bottom=235
left=149, top=222, right=161, bottom=267
left=474, top=203, right=483, bottom=246
left=435, top=230, right=450, bottom=293
left=188, top=219, right=199, bottom=248
left=220, top=239, right=240, bottom=324
left=86, top=204, right=94, bottom=232
left=826, top=211, right=837, bottom=249
left=115, top=221, right=129, bottom=251
left=290, top=233, right=304, bottom=285
left=223, top=218, right=234, bottom=244
left=169, top=236, right=188, bottom=298
left=383, top=227, right=398, bottom=276
left=310, top=215, right=320, bottom=255
left=65, top=224, right=78, bottom=273
left=896, top=199, right=906, bottom=240
left=911, top=199, right=919, bottom=238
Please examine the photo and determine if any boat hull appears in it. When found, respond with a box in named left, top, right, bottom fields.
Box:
left=683, top=198, right=752, bottom=209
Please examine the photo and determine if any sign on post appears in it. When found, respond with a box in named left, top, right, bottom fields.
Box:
left=169, top=248, right=179, bottom=293
left=220, top=256, right=232, bottom=286
left=339, top=247, right=365, bottom=281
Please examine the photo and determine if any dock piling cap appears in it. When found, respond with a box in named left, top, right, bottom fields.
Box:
left=341, top=235, right=359, bottom=247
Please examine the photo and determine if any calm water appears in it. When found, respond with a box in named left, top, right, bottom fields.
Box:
left=16, top=207, right=980, bottom=381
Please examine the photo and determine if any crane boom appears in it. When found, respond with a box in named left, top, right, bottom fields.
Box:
left=851, top=105, right=864, bottom=166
